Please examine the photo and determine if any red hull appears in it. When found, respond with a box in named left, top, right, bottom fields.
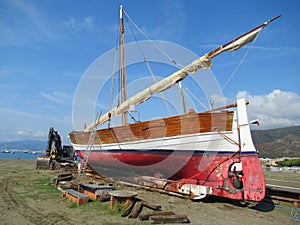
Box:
left=76, top=150, right=265, bottom=201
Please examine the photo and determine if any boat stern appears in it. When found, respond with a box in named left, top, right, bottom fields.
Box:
left=237, top=98, right=266, bottom=201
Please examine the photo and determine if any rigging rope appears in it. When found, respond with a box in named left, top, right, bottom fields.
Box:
left=123, top=9, right=184, bottom=68
left=123, top=10, right=174, bottom=116
left=219, top=31, right=262, bottom=94
left=124, top=13, right=157, bottom=82
left=179, top=130, right=241, bottom=187
left=109, top=37, right=119, bottom=110
left=183, top=84, right=209, bottom=111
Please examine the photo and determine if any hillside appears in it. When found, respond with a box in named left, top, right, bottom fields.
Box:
left=252, top=126, right=300, bottom=158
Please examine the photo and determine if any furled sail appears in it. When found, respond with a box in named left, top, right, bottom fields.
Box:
left=84, top=15, right=280, bottom=131
left=84, top=55, right=211, bottom=131
left=207, top=15, right=281, bottom=58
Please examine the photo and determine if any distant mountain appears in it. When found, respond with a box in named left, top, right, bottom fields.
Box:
left=252, top=126, right=300, bottom=158
left=0, top=140, right=46, bottom=151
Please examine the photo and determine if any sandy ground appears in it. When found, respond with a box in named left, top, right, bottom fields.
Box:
left=0, top=159, right=299, bottom=225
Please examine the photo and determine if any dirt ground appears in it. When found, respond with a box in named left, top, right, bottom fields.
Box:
left=0, top=159, right=299, bottom=225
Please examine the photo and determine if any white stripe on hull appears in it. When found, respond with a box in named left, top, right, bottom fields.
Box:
left=72, top=130, right=247, bottom=153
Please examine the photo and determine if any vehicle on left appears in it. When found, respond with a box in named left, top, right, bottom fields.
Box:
left=36, top=127, right=77, bottom=169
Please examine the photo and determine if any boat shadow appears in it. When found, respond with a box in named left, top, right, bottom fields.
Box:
left=201, top=196, right=275, bottom=212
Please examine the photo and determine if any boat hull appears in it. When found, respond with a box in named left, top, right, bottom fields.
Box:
left=74, top=149, right=265, bottom=201
left=70, top=99, right=266, bottom=201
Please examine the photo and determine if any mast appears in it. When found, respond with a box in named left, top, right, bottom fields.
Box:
left=178, top=82, right=187, bottom=114
left=120, top=5, right=128, bottom=125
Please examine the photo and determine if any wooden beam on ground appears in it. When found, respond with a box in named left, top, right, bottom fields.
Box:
left=54, top=175, right=73, bottom=185
left=138, top=211, right=175, bottom=221
left=128, top=201, right=144, bottom=218
left=121, top=200, right=136, bottom=217
left=141, top=201, right=161, bottom=211
left=149, top=214, right=190, bottom=224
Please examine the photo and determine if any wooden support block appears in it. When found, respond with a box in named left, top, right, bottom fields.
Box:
left=58, top=172, right=73, bottom=178
left=134, top=197, right=161, bottom=211
left=62, top=189, right=89, bottom=205
left=78, top=184, right=114, bottom=201
left=138, top=211, right=175, bottom=221
left=122, top=200, right=136, bottom=217
left=150, top=214, right=190, bottom=224
left=55, top=175, right=73, bottom=185
left=82, top=189, right=96, bottom=200
left=95, top=189, right=112, bottom=202
left=128, top=201, right=144, bottom=218
left=142, top=201, right=161, bottom=211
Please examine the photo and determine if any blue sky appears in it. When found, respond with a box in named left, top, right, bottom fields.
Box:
left=1, top=0, right=300, bottom=142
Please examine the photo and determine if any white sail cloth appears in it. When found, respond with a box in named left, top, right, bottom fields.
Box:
left=208, top=26, right=263, bottom=58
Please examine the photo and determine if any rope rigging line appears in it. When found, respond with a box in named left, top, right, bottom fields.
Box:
left=219, top=31, right=262, bottom=94
left=179, top=130, right=241, bottom=187
left=182, top=84, right=209, bottom=111
left=122, top=10, right=174, bottom=116
left=123, top=9, right=184, bottom=68
left=109, top=36, right=119, bottom=110
left=123, top=13, right=157, bottom=81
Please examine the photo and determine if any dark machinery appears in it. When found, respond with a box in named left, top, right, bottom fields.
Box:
left=36, top=127, right=76, bottom=169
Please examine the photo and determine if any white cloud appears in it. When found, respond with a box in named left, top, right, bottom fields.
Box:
left=236, top=89, right=300, bottom=129
left=41, top=91, right=72, bottom=105
left=16, top=130, right=45, bottom=137
left=0, top=0, right=56, bottom=45
left=209, top=94, right=230, bottom=107
left=0, top=107, right=72, bottom=141
left=64, top=16, right=95, bottom=33
left=0, top=108, right=37, bottom=118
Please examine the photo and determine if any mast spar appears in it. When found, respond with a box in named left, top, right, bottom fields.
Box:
left=120, top=5, right=128, bottom=125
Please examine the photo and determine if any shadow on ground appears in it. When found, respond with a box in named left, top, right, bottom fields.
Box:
left=201, top=196, right=275, bottom=212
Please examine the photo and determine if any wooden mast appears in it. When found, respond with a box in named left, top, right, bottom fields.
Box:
left=120, top=5, right=128, bottom=125
left=178, top=82, right=187, bottom=114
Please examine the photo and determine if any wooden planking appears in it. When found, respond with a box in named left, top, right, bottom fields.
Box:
left=70, top=111, right=234, bottom=145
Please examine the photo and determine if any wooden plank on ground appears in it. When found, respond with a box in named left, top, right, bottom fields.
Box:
left=128, top=201, right=143, bottom=218
left=142, top=201, right=161, bottom=211
left=121, top=200, right=136, bottom=217
left=150, top=214, right=190, bottom=224
left=138, top=211, right=175, bottom=221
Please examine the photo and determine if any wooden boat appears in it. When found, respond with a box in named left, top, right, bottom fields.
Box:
left=70, top=7, right=280, bottom=201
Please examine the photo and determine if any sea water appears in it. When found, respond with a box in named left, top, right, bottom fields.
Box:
left=0, top=150, right=44, bottom=160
